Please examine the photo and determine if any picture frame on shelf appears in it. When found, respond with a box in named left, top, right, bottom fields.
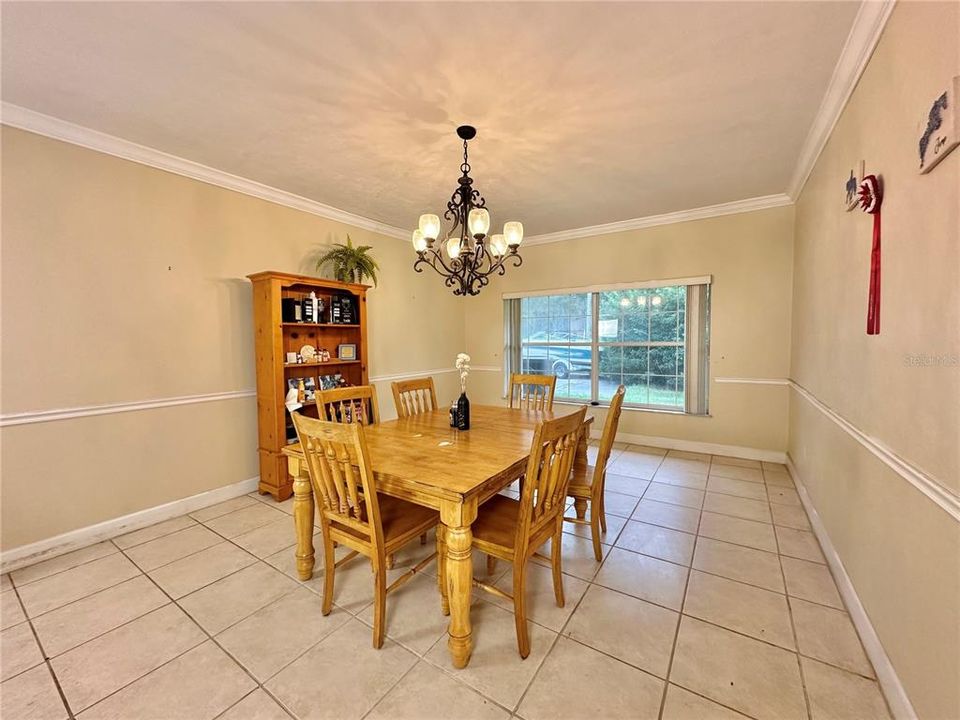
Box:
left=318, top=373, right=343, bottom=390
left=287, top=376, right=317, bottom=403
left=338, top=343, right=357, bottom=360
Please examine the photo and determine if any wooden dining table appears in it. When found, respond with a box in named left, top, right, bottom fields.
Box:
left=281, top=403, right=593, bottom=669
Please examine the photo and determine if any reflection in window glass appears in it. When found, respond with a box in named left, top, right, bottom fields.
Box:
left=519, top=285, right=697, bottom=411
left=595, top=288, right=685, bottom=408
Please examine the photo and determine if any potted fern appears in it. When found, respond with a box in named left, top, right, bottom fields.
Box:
left=315, top=235, right=380, bottom=286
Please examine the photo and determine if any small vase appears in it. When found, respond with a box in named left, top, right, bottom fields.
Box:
left=456, top=392, right=470, bottom=431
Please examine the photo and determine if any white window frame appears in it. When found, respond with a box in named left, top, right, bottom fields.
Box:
left=504, top=276, right=711, bottom=414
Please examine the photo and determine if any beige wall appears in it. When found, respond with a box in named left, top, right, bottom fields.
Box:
left=789, top=3, right=959, bottom=718
left=464, top=206, right=795, bottom=455
left=0, top=127, right=464, bottom=550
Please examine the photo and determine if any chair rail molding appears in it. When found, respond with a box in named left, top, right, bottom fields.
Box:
left=368, top=368, right=457, bottom=383
left=0, top=368, right=479, bottom=427
left=714, top=376, right=791, bottom=386
left=789, top=380, right=959, bottom=523
left=0, top=389, right=256, bottom=427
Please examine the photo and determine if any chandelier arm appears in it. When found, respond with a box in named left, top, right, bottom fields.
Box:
left=414, top=249, right=457, bottom=278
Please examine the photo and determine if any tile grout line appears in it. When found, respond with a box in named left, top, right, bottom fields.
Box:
left=766, top=464, right=815, bottom=720
left=655, top=453, right=709, bottom=720
left=8, top=542, right=124, bottom=591
left=101, top=555, right=285, bottom=715
left=211, top=687, right=292, bottom=720
left=508, top=561, right=595, bottom=716
left=412, top=604, right=526, bottom=719
left=7, top=576, right=77, bottom=720
left=3, top=455, right=873, bottom=720
left=35, top=509, right=308, bottom=718
left=356, top=652, right=431, bottom=720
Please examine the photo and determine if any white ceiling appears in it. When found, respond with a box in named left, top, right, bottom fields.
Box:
left=1, top=2, right=860, bottom=237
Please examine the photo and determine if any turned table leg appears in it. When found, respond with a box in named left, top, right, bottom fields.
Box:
left=292, top=465, right=316, bottom=581
left=441, top=498, right=478, bottom=669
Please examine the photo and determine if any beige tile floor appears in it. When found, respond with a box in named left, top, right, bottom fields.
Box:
left=0, top=446, right=892, bottom=720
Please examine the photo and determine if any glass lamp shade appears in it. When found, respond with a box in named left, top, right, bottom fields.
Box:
left=489, top=234, right=507, bottom=257
left=468, top=208, right=490, bottom=237
left=411, top=229, right=428, bottom=252
left=504, top=221, right=524, bottom=247
left=419, top=214, right=441, bottom=240
left=446, top=236, right=462, bottom=259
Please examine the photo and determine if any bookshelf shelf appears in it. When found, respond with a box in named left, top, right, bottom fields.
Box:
left=283, top=360, right=361, bottom=369
left=248, top=270, right=370, bottom=501
left=281, top=322, right=361, bottom=329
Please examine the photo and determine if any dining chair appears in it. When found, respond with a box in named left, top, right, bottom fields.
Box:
left=508, top=373, right=557, bottom=411
left=291, top=413, right=439, bottom=648
left=465, top=405, right=587, bottom=658
left=316, top=384, right=424, bottom=557
left=317, top=384, right=380, bottom=425
left=391, top=377, right=438, bottom=418
left=564, top=384, right=626, bottom=561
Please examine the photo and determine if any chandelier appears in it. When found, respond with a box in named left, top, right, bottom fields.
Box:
left=412, top=125, right=523, bottom=296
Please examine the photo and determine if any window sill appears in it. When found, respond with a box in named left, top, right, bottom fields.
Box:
left=553, top=399, right=711, bottom=418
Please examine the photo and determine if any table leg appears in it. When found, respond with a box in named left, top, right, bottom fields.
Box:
left=292, top=464, right=316, bottom=581
left=441, top=498, right=478, bottom=669
left=573, top=426, right=590, bottom=520
left=436, top=525, right=449, bottom=616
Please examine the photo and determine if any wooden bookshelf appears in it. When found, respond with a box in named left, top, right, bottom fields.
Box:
left=248, top=270, right=370, bottom=500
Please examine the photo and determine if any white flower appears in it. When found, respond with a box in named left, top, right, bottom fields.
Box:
left=455, top=353, right=471, bottom=391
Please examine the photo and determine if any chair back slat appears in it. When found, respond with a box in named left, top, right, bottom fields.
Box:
left=391, top=377, right=438, bottom=418
left=593, top=385, right=626, bottom=489
left=516, top=406, right=587, bottom=546
left=291, top=413, right=384, bottom=549
left=508, top=373, right=557, bottom=411
left=318, top=385, right=380, bottom=426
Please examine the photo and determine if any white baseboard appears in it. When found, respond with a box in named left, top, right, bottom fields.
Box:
left=786, top=456, right=917, bottom=720
left=0, top=476, right=260, bottom=574
left=611, top=430, right=787, bottom=464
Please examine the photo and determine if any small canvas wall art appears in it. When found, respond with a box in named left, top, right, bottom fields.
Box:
left=844, top=160, right=864, bottom=211
left=918, top=76, right=959, bottom=174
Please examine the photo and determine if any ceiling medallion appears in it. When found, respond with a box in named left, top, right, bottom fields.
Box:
left=411, top=125, right=523, bottom=296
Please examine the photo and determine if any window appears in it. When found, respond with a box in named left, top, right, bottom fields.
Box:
left=504, top=279, right=710, bottom=413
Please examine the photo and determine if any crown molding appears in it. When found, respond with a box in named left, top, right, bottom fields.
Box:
left=786, top=0, right=896, bottom=200
left=0, top=103, right=409, bottom=240
left=3, top=103, right=794, bottom=248
left=522, top=194, right=794, bottom=246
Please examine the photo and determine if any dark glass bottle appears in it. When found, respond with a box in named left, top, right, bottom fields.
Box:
left=456, top=392, right=470, bottom=431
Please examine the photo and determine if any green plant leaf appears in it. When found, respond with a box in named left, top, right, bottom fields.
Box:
left=315, top=236, right=379, bottom=286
